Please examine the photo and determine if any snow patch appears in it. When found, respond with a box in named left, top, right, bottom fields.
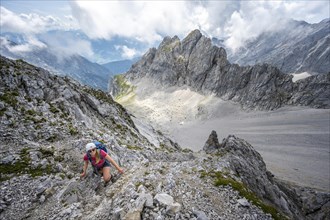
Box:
left=291, top=72, right=311, bottom=82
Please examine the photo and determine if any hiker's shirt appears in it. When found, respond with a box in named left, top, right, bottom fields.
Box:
left=84, top=150, right=107, bottom=169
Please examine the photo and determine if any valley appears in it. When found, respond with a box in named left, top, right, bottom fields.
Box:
left=116, top=85, right=330, bottom=192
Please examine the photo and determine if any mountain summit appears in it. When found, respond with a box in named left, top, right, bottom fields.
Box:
left=111, top=29, right=329, bottom=110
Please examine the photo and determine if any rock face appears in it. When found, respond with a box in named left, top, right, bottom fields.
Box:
left=111, top=29, right=330, bottom=110
left=227, top=19, right=330, bottom=75
left=1, top=56, right=329, bottom=220
left=203, top=130, right=221, bottom=153
left=204, top=132, right=330, bottom=220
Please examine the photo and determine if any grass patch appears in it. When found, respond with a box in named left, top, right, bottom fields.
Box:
left=0, top=148, right=55, bottom=181
left=113, top=75, right=136, bottom=101
left=0, top=108, right=6, bottom=117
left=201, top=170, right=288, bottom=220
left=68, top=124, right=78, bottom=135
left=39, top=147, right=54, bottom=158
left=127, top=145, right=143, bottom=151
left=83, top=87, right=114, bottom=104
left=49, top=105, right=60, bottom=114
left=0, top=91, right=19, bottom=107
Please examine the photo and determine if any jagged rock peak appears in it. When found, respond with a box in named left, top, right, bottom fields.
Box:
left=202, top=134, right=330, bottom=219
left=113, top=28, right=329, bottom=110
left=203, top=130, right=222, bottom=153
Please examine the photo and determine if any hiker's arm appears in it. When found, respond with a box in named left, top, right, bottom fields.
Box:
left=80, top=160, right=88, bottom=178
left=105, top=155, right=124, bottom=174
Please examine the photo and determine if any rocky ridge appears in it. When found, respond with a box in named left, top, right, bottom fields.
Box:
left=110, top=30, right=330, bottom=110
left=1, top=56, right=329, bottom=220
left=227, top=19, right=330, bottom=75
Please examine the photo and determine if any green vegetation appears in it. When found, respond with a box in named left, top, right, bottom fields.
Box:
left=46, top=134, right=58, bottom=142
left=162, top=40, right=180, bottom=53
left=135, top=181, right=143, bottom=190
left=127, top=145, right=143, bottom=151
left=24, top=114, right=46, bottom=124
left=49, top=105, right=60, bottom=114
left=83, top=87, right=114, bottom=104
left=25, top=96, right=32, bottom=102
left=68, top=124, right=78, bottom=135
left=182, top=148, right=193, bottom=153
left=200, top=170, right=288, bottom=220
left=176, top=55, right=185, bottom=64
left=0, top=91, right=19, bottom=107
left=26, top=109, right=37, bottom=116
left=0, top=108, right=6, bottom=117
left=113, top=75, right=136, bottom=102
left=39, top=147, right=54, bottom=158
left=0, top=148, right=55, bottom=182
left=157, top=143, right=175, bottom=153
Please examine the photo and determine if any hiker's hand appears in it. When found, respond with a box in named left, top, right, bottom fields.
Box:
left=80, top=172, right=86, bottom=178
left=118, top=168, right=124, bottom=174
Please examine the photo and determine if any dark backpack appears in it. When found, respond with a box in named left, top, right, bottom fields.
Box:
left=87, top=141, right=108, bottom=165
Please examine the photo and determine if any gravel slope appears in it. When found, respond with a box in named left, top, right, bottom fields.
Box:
left=117, top=85, right=330, bottom=192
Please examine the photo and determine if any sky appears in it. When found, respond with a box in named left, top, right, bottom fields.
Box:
left=0, top=0, right=329, bottom=63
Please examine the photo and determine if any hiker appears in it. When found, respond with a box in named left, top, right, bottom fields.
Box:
left=80, top=142, right=124, bottom=183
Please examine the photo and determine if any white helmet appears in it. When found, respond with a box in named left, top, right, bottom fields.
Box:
left=86, top=143, right=96, bottom=152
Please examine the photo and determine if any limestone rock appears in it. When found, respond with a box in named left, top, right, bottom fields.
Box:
left=111, top=30, right=330, bottom=110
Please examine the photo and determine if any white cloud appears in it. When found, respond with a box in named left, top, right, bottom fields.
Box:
left=223, top=1, right=330, bottom=52
left=0, top=6, right=90, bottom=59
left=115, top=45, right=139, bottom=59
left=40, top=32, right=94, bottom=59
left=70, top=0, right=329, bottom=52
left=70, top=1, right=199, bottom=44
left=1, top=1, right=329, bottom=61
left=1, top=35, right=47, bottom=53
left=0, top=6, right=77, bottom=34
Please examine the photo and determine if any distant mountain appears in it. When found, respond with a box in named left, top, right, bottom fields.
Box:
left=111, top=29, right=330, bottom=110
left=102, top=57, right=139, bottom=74
left=227, top=19, right=330, bottom=75
left=0, top=37, right=112, bottom=91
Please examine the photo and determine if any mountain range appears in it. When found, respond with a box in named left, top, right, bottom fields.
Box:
left=1, top=19, right=328, bottom=93
left=226, top=19, right=330, bottom=75
left=110, top=29, right=329, bottom=111
left=102, top=58, right=139, bottom=75
left=0, top=37, right=112, bottom=91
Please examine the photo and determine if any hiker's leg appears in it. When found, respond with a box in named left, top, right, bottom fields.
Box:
left=102, top=166, right=111, bottom=182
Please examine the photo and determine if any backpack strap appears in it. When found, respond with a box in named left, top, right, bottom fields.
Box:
left=87, top=149, right=105, bottom=166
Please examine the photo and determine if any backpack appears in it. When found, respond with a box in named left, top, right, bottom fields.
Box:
left=87, top=141, right=108, bottom=165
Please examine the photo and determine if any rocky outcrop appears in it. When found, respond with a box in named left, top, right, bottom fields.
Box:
left=289, top=72, right=330, bottom=108
left=112, top=29, right=330, bottom=110
left=203, top=130, right=222, bottom=153
left=204, top=131, right=330, bottom=220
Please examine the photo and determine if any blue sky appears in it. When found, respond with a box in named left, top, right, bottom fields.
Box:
left=1, top=0, right=329, bottom=64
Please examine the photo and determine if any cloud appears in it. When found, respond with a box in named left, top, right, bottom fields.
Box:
left=0, top=6, right=77, bottom=34
left=223, top=1, right=329, bottom=52
left=0, top=6, right=92, bottom=59
left=70, top=0, right=329, bottom=52
left=39, top=31, right=94, bottom=59
left=115, top=45, right=139, bottom=59
left=1, top=1, right=329, bottom=61
left=70, top=1, right=199, bottom=44
left=1, top=35, right=47, bottom=53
